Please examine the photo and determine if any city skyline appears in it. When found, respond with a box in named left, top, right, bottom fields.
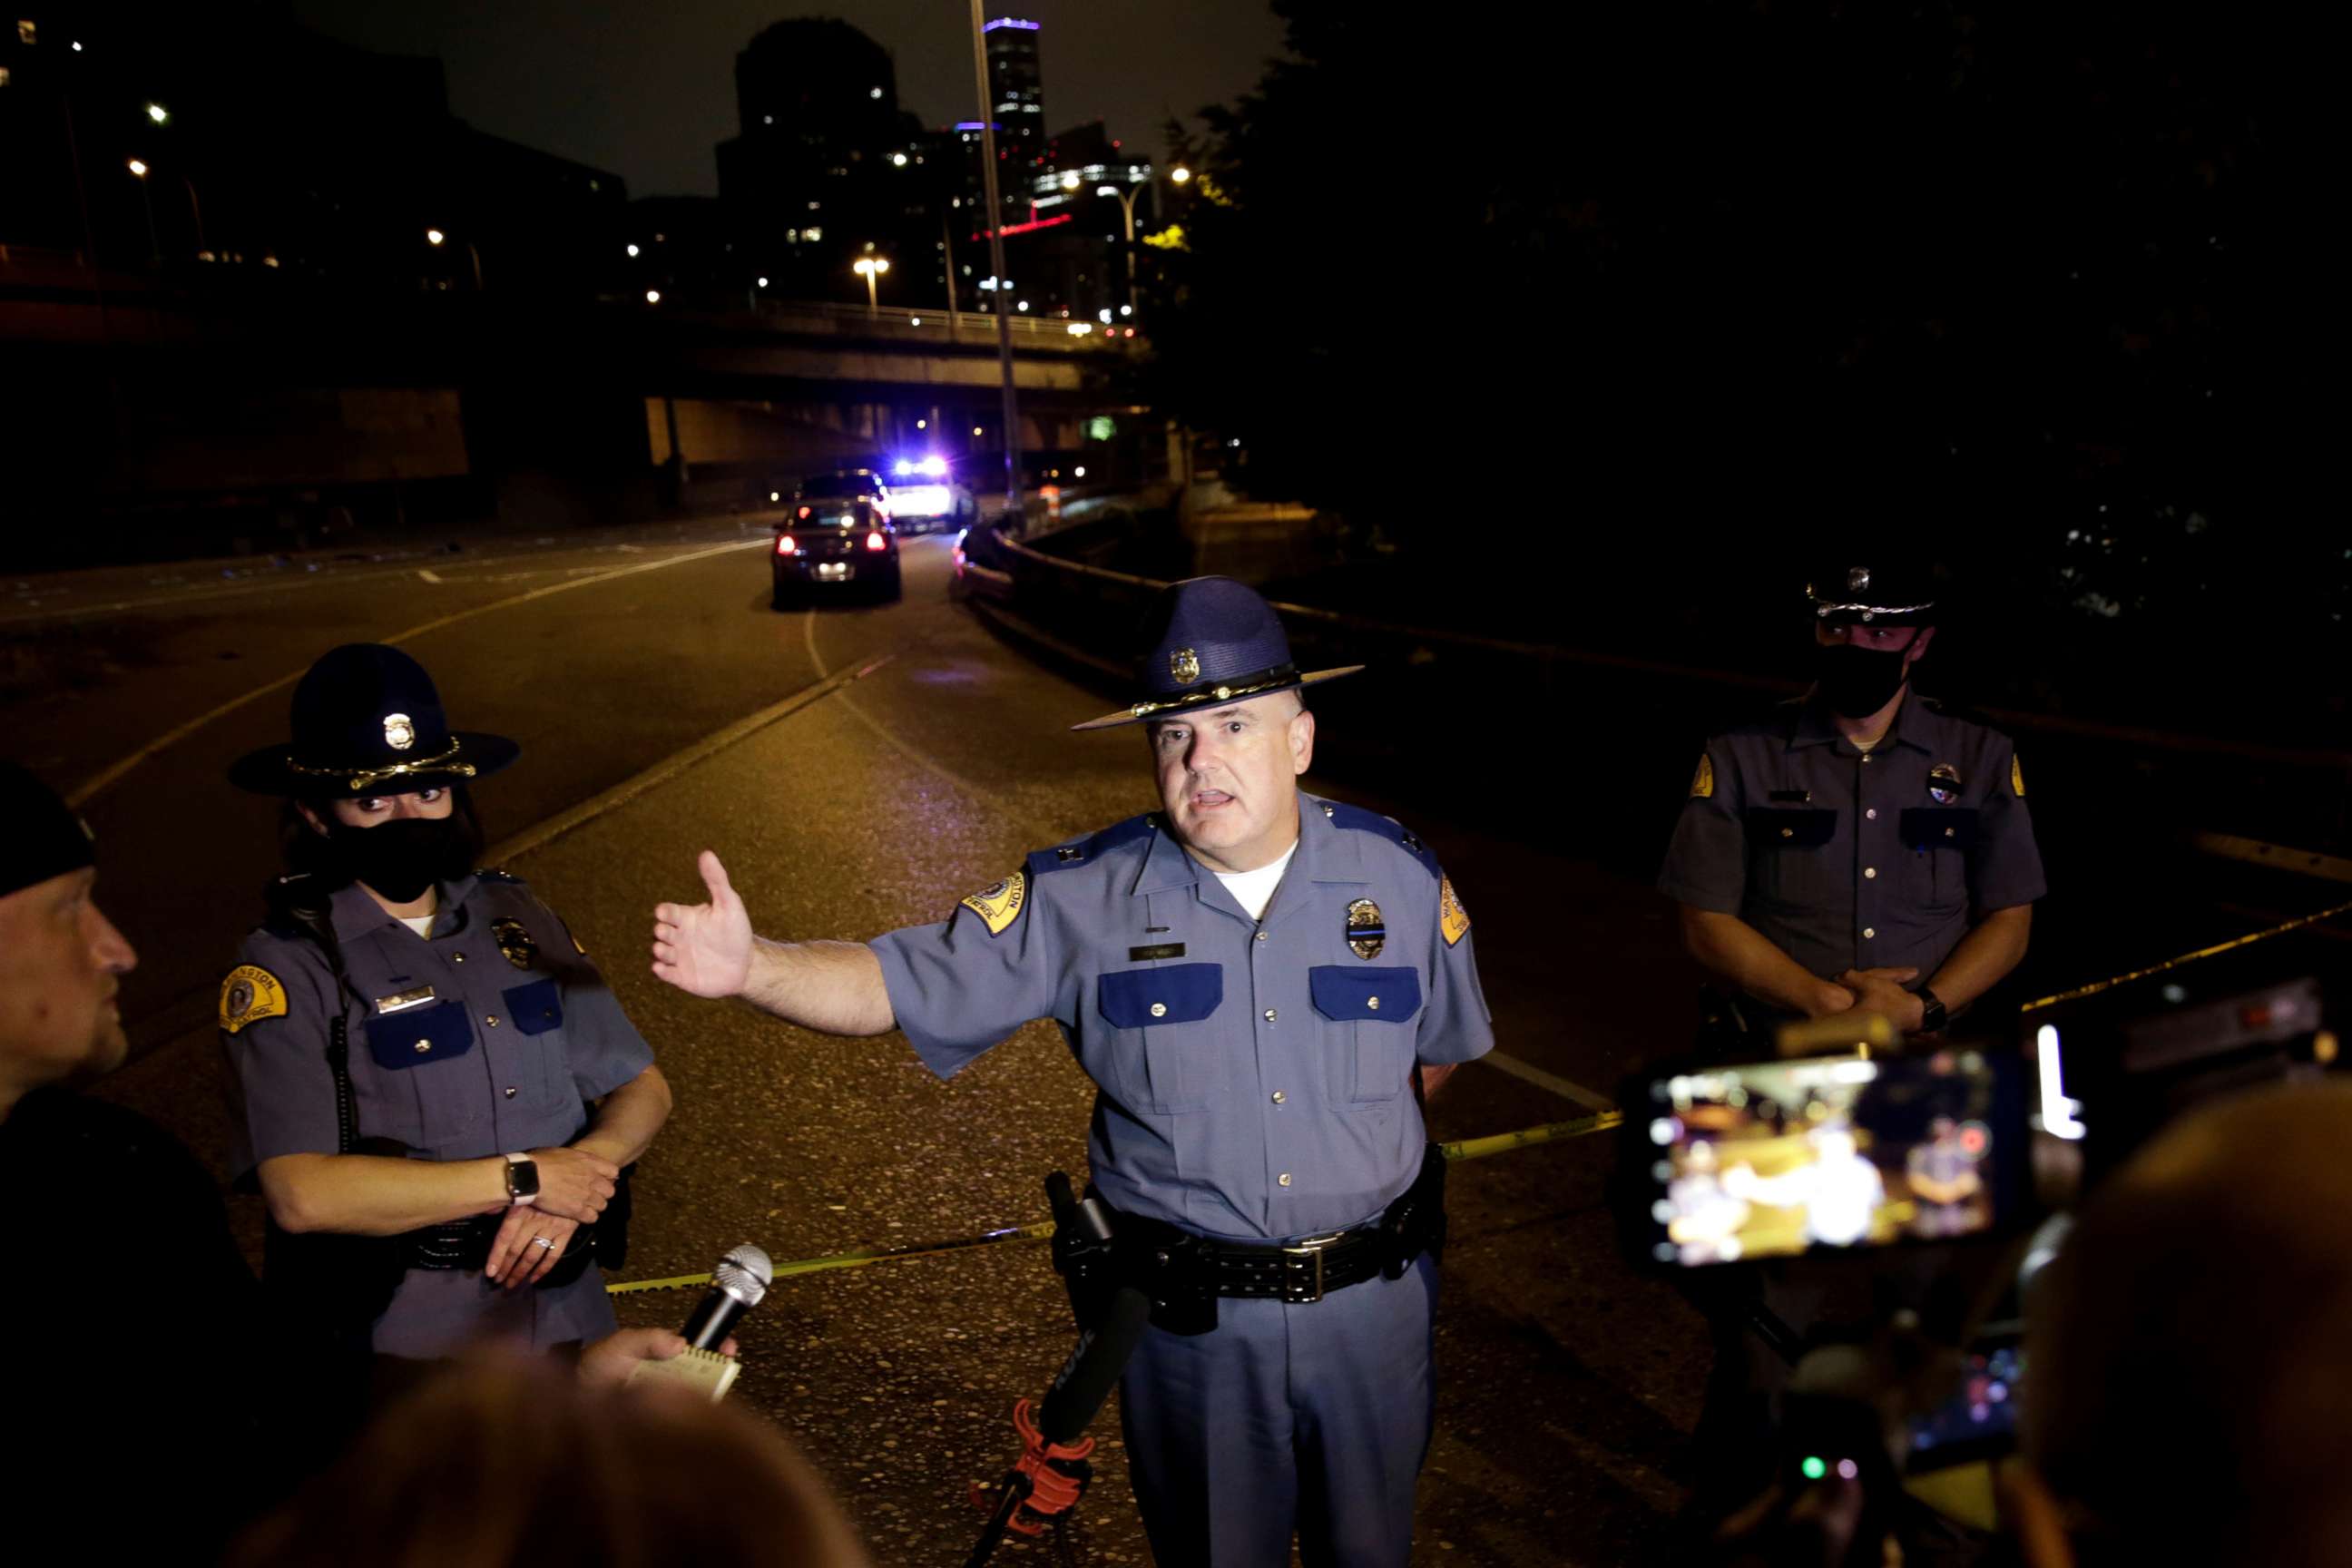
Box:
left=288, top=0, right=1286, bottom=201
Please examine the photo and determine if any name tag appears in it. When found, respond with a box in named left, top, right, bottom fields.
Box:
left=1129, top=942, right=1186, bottom=961
left=374, top=985, right=439, bottom=1015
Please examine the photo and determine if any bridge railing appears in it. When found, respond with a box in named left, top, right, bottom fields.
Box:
left=741, top=295, right=1140, bottom=353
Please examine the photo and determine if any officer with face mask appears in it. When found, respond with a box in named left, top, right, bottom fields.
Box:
left=1659, top=557, right=2043, bottom=1049
left=220, top=644, right=672, bottom=1388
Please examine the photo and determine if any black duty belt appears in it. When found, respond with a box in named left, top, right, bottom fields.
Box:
left=402, top=1214, right=600, bottom=1290
left=1206, top=1222, right=1389, bottom=1304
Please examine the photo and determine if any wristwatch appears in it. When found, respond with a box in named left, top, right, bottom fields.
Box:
left=503, top=1152, right=541, bottom=1207
left=1914, top=986, right=1948, bottom=1035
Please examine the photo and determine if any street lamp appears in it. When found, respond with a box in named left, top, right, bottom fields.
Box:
left=853, top=254, right=889, bottom=317
left=126, top=158, right=158, bottom=264
left=1169, top=165, right=1191, bottom=184
left=426, top=227, right=484, bottom=289
left=144, top=102, right=169, bottom=124
left=1061, top=171, right=1081, bottom=191
left=426, top=228, right=446, bottom=247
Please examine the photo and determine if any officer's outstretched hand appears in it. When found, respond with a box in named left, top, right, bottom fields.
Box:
left=652, top=849, right=754, bottom=1000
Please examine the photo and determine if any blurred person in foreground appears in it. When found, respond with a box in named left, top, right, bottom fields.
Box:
left=230, top=1353, right=869, bottom=1568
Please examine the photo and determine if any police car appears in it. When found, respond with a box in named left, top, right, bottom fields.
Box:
left=772, top=499, right=901, bottom=607
left=878, top=455, right=976, bottom=534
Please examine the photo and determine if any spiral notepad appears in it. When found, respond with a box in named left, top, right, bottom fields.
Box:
left=625, top=1347, right=741, bottom=1403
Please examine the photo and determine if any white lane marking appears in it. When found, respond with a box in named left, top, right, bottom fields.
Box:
left=417, top=569, right=444, bottom=584
left=1478, top=1050, right=1615, bottom=1111
left=67, top=537, right=767, bottom=808
left=484, top=654, right=895, bottom=867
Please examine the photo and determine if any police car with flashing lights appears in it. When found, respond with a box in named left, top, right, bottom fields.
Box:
left=877, top=455, right=975, bottom=534
left=772, top=499, right=900, bottom=607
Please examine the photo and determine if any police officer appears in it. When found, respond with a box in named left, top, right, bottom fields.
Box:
left=1660, top=557, right=2044, bottom=1044
left=1656, top=557, right=2045, bottom=1534
left=651, top=576, right=1494, bottom=1567
left=220, top=644, right=672, bottom=1369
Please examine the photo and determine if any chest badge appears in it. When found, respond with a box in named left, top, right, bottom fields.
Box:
left=491, top=917, right=538, bottom=970
left=1346, top=897, right=1387, bottom=960
left=1927, top=763, right=1963, bottom=805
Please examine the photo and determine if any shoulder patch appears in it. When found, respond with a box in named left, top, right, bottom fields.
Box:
left=1025, top=813, right=1159, bottom=878
left=1322, top=799, right=1442, bottom=879
left=1439, top=876, right=1472, bottom=946
left=959, top=871, right=1028, bottom=937
left=220, top=965, right=289, bottom=1035
left=1690, top=753, right=1715, bottom=799
left=2011, top=755, right=2025, bottom=797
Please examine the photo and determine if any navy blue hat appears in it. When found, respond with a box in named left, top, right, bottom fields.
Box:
left=1806, top=555, right=1941, bottom=628
left=228, top=644, right=520, bottom=797
left=0, top=762, right=95, bottom=898
left=1071, top=576, right=1362, bottom=731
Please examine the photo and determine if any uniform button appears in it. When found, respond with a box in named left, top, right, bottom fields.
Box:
left=1150, top=1002, right=1167, bottom=1018
left=413, top=1039, right=431, bottom=1054
left=1367, top=996, right=1380, bottom=1011
left=504, top=1086, right=517, bottom=1098
left=1945, top=827, right=1956, bottom=838
left=486, top=1014, right=501, bottom=1027
left=1780, top=827, right=1794, bottom=839
left=451, top=953, right=465, bottom=964
left=1263, top=1008, right=1278, bottom=1022
left=1863, top=926, right=1877, bottom=939
left=1278, top=1172, right=1292, bottom=1187
left=1271, top=1091, right=1286, bottom=1104
left=1865, top=808, right=1878, bottom=820
left=1861, top=755, right=1874, bottom=764
left=1863, top=867, right=1877, bottom=880
left=1255, top=931, right=1269, bottom=942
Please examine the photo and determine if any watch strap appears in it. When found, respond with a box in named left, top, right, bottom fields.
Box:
left=503, top=1152, right=539, bottom=1206
left=1915, top=986, right=1948, bottom=1034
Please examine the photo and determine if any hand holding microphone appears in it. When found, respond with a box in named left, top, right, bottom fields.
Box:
left=614, top=1244, right=773, bottom=1402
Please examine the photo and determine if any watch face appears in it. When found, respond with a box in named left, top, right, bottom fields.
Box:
left=507, top=1159, right=541, bottom=1199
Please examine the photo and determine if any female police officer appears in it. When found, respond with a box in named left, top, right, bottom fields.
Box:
left=220, top=643, right=671, bottom=1367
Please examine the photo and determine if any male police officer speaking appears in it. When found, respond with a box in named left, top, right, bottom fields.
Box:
left=1660, top=557, right=2045, bottom=1044
left=652, top=576, right=1494, bottom=1566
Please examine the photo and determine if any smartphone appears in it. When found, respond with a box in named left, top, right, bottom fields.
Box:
left=1635, top=1048, right=2026, bottom=1268
left=1904, top=1331, right=2025, bottom=1473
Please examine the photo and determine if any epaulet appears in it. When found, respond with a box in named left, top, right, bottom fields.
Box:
left=474, top=867, right=526, bottom=885
left=1025, top=813, right=1161, bottom=878
left=1913, top=694, right=2002, bottom=734
left=1318, top=798, right=1441, bottom=879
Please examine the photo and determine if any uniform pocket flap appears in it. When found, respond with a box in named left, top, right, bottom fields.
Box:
left=502, top=978, right=564, bottom=1036
left=1898, top=808, right=1981, bottom=850
left=1099, top=963, right=1222, bottom=1028
left=1744, top=808, right=1837, bottom=848
left=1309, top=965, right=1423, bottom=1023
left=363, top=1001, right=475, bottom=1070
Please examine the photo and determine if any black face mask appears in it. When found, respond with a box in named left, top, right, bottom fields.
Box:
left=321, top=816, right=472, bottom=903
left=1813, top=641, right=1913, bottom=719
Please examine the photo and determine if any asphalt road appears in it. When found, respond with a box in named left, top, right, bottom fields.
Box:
left=25, top=524, right=1704, bottom=1564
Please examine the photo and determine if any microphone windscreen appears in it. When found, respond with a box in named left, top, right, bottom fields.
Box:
left=713, top=1244, right=774, bottom=1305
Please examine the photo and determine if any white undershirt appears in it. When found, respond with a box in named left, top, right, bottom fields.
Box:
left=399, top=914, right=436, bottom=937
left=1213, top=841, right=1298, bottom=922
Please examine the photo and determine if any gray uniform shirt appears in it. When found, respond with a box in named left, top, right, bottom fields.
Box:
left=1658, top=694, right=2046, bottom=984
left=871, top=793, right=1494, bottom=1241
left=220, top=872, right=654, bottom=1354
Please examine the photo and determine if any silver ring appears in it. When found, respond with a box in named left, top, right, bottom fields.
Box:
left=530, top=1237, right=554, bottom=1250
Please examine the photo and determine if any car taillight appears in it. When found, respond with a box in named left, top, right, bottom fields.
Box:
left=777, top=534, right=798, bottom=554
left=865, top=530, right=887, bottom=552
left=797, top=505, right=811, bottom=519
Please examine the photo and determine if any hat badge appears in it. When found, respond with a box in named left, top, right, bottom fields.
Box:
left=383, top=712, right=416, bottom=751
left=1170, top=647, right=1200, bottom=684
left=1847, top=566, right=1872, bottom=593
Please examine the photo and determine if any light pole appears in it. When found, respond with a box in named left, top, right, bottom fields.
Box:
left=1094, top=163, right=1188, bottom=321
left=853, top=254, right=889, bottom=318
left=126, top=158, right=158, bottom=265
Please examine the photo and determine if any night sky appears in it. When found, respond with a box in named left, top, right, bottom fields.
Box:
left=289, top=0, right=1289, bottom=199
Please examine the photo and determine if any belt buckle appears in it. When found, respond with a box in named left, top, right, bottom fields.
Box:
left=1280, top=1232, right=1346, bottom=1304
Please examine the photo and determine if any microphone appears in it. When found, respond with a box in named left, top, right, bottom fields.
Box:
left=681, top=1244, right=773, bottom=1350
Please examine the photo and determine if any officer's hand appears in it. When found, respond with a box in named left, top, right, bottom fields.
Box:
left=1836, top=968, right=1926, bottom=1032
left=527, top=1144, right=621, bottom=1222
left=652, top=849, right=755, bottom=1000
left=578, top=1328, right=740, bottom=1392
left=485, top=1210, right=580, bottom=1289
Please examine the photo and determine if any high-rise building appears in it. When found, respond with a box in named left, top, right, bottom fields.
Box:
left=983, top=17, right=1044, bottom=187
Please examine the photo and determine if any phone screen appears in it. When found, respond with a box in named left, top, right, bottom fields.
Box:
left=1905, top=1338, right=2025, bottom=1472
left=1639, top=1048, right=2021, bottom=1267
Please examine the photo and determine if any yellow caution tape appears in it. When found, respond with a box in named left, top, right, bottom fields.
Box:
left=605, top=1112, right=1623, bottom=1296
left=2020, top=896, right=2352, bottom=1014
